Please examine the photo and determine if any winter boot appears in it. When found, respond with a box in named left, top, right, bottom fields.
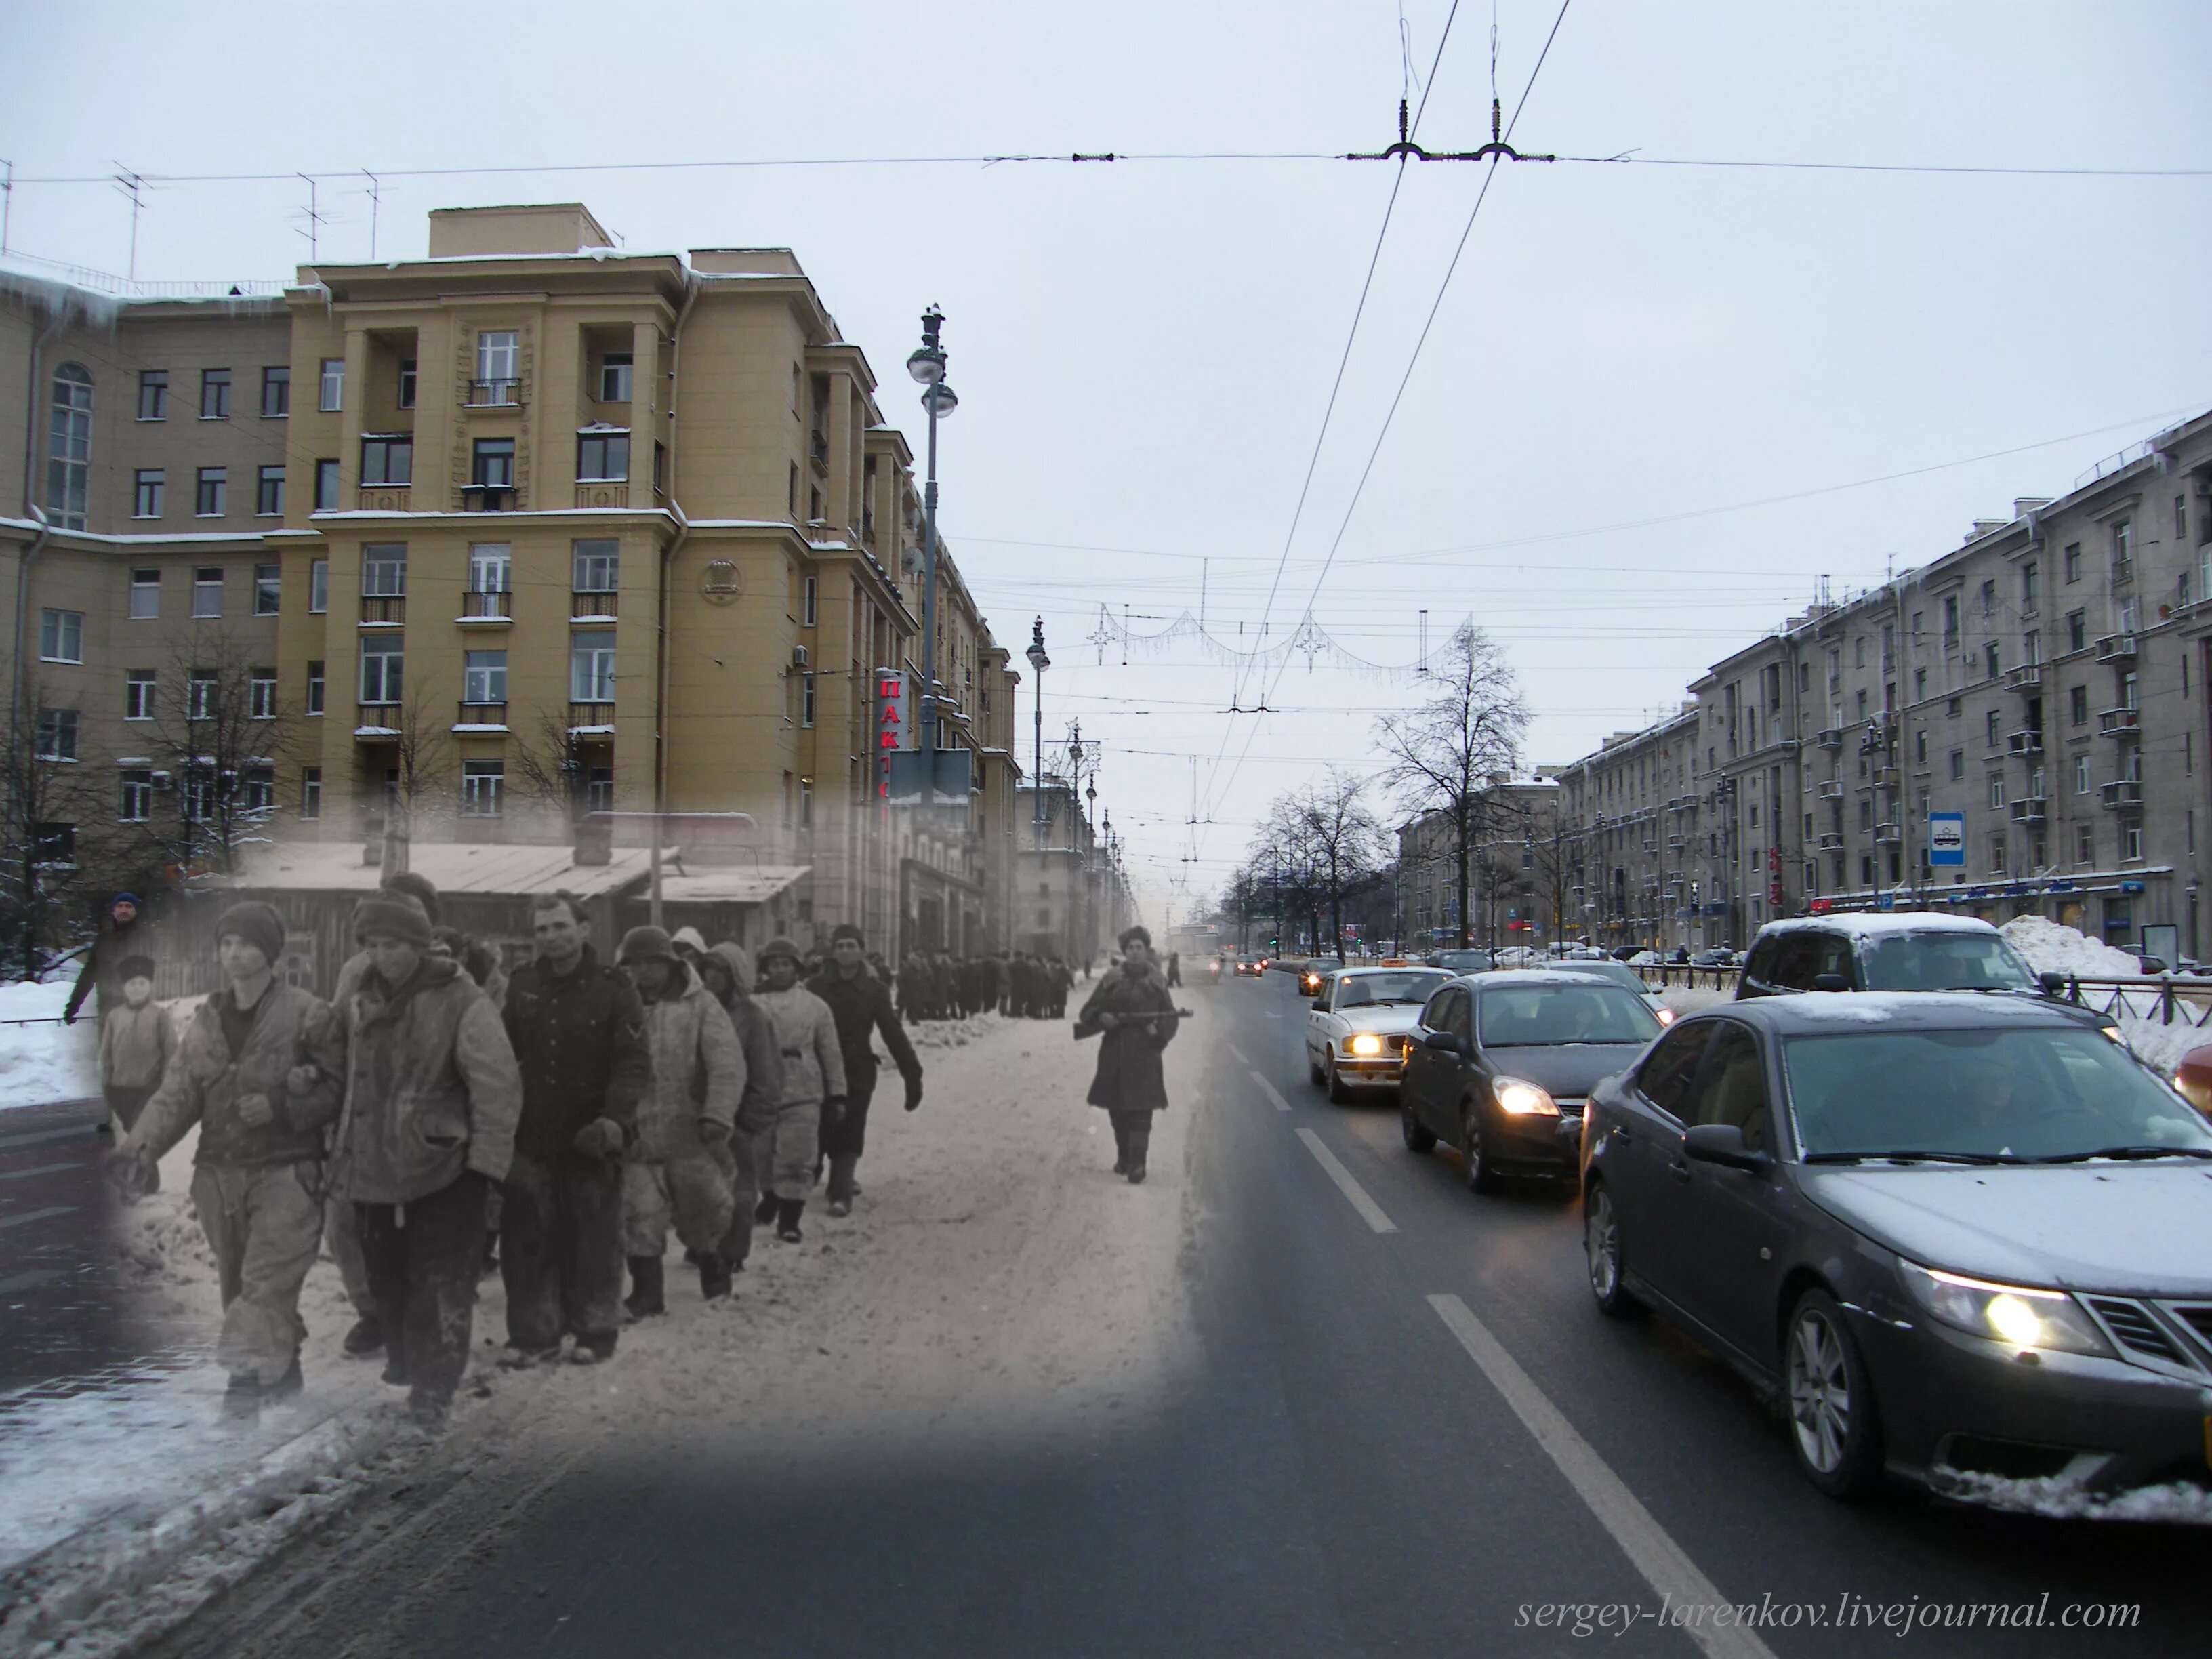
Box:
left=776, top=1199, right=805, bottom=1244
left=754, top=1191, right=779, bottom=1227
left=268, top=1356, right=304, bottom=1399
left=222, top=1372, right=263, bottom=1418
left=1127, top=1162, right=1147, bottom=1185
left=342, top=1315, right=384, bottom=1358
left=407, top=1391, right=451, bottom=1433
left=623, top=1255, right=666, bottom=1319
left=826, top=1155, right=860, bottom=1216
left=699, top=1254, right=734, bottom=1301
left=569, top=1334, right=617, bottom=1366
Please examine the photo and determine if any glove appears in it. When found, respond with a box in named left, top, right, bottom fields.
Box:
left=235, top=1092, right=274, bottom=1128
left=105, top=1144, right=154, bottom=1200
left=698, top=1119, right=733, bottom=1147
left=285, top=1064, right=321, bottom=1099
left=572, top=1117, right=626, bottom=1161
left=63, top=1008, right=79, bottom=1027
left=822, top=1096, right=846, bottom=1131
left=903, top=1076, right=924, bottom=1113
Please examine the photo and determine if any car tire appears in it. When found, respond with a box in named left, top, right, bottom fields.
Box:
left=1309, top=1050, right=1326, bottom=1086
left=1326, top=1054, right=1353, bottom=1104
left=1784, top=1288, right=1885, bottom=1500
left=1461, top=1105, right=1504, bottom=1194
left=1582, top=1181, right=1644, bottom=1319
left=1401, top=1097, right=1437, bottom=1154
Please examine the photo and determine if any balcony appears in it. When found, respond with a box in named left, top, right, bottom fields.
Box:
left=1815, top=727, right=1845, bottom=750
left=468, top=378, right=522, bottom=407
left=455, top=701, right=508, bottom=731
left=1818, top=832, right=1846, bottom=851
left=808, top=429, right=830, bottom=474
left=2003, top=661, right=2043, bottom=692
left=2009, top=796, right=2048, bottom=825
left=459, top=590, right=511, bottom=623
left=358, top=594, right=405, bottom=626
left=1873, top=823, right=1902, bottom=844
left=568, top=702, right=615, bottom=733
left=2097, top=707, right=2142, bottom=738
left=460, top=483, right=515, bottom=512
left=2094, top=632, right=2138, bottom=662
left=2005, top=729, right=2043, bottom=756
left=1666, top=836, right=1687, bottom=851
left=2101, top=779, right=2143, bottom=809
left=1816, top=779, right=1844, bottom=800
left=574, top=483, right=630, bottom=510
left=571, top=590, right=619, bottom=621
left=356, top=485, right=411, bottom=512
left=354, top=705, right=400, bottom=737
left=1872, top=766, right=1900, bottom=790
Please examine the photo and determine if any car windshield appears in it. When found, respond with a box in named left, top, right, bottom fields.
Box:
left=1783, top=1025, right=2212, bottom=1161
left=1858, top=930, right=2038, bottom=992
left=1337, top=971, right=1448, bottom=1008
left=1476, top=984, right=1663, bottom=1047
left=1549, top=960, right=1645, bottom=993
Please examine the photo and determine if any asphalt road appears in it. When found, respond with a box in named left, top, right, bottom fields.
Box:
left=150, top=975, right=2208, bottom=1658
left=0, top=1101, right=133, bottom=1392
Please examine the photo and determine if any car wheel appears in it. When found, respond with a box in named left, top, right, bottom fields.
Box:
left=1461, top=1105, right=1504, bottom=1194
left=1784, top=1288, right=1884, bottom=1499
left=1309, top=1049, right=1326, bottom=1086
left=1401, top=1097, right=1437, bottom=1153
left=1582, top=1182, right=1643, bottom=1319
left=1326, top=1054, right=1353, bottom=1104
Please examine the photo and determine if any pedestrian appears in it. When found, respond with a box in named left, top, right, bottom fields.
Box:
left=1166, top=950, right=1182, bottom=989
left=332, top=891, right=521, bottom=1429
left=750, top=937, right=844, bottom=1243
left=498, top=894, right=651, bottom=1366
left=615, top=926, right=744, bottom=1313
left=1074, top=924, right=1181, bottom=1185
left=63, top=892, right=151, bottom=1036
left=107, top=903, right=345, bottom=1411
left=806, top=924, right=922, bottom=1217
left=695, top=941, right=782, bottom=1275
left=98, top=954, right=172, bottom=1145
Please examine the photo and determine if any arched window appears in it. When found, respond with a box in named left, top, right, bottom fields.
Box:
left=47, top=363, right=93, bottom=531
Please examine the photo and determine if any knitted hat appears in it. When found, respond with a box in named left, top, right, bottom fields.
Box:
left=217, top=901, right=286, bottom=968
left=708, top=941, right=754, bottom=994
left=352, top=892, right=433, bottom=949
left=380, top=870, right=441, bottom=926
left=830, top=922, right=865, bottom=947
left=617, top=925, right=677, bottom=965
left=111, top=892, right=140, bottom=910
left=670, top=925, right=709, bottom=958
left=756, top=935, right=803, bottom=968
left=116, top=954, right=156, bottom=983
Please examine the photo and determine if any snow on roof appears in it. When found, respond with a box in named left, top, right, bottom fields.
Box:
left=1759, top=911, right=1997, bottom=939
left=652, top=865, right=811, bottom=906
left=233, top=840, right=651, bottom=899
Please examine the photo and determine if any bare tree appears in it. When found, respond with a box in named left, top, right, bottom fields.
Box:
left=1276, top=769, right=1386, bottom=960
left=508, top=709, right=588, bottom=838
left=1374, top=622, right=1530, bottom=949
left=0, top=684, right=140, bottom=977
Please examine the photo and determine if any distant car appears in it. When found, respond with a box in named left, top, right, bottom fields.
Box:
left=1233, top=958, right=1264, bottom=979
left=1580, top=992, right=2212, bottom=1502
left=1544, top=957, right=1675, bottom=1025
left=1305, top=966, right=1452, bottom=1101
left=1427, top=948, right=1494, bottom=974
left=1688, top=948, right=1737, bottom=968
left=1299, top=960, right=1335, bottom=996
left=1627, top=950, right=1662, bottom=967
left=1206, top=956, right=1226, bottom=982
left=1737, top=914, right=2039, bottom=999
left=1401, top=970, right=1666, bottom=1189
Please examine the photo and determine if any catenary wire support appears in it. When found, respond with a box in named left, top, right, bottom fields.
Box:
left=1345, top=95, right=1556, bottom=165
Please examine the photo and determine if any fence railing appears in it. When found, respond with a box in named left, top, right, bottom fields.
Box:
left=1637, top=964, right=1744, bottom=992
left=2042, top=974, right=2212, bottom=1027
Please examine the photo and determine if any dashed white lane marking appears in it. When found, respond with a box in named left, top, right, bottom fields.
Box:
left=1427, top=1294, right=1778, bottom=1659
left=1249, top=1071, right=1292, bottom=1112
left=1294, top=1128, right=1397, bottom=1233
left=0, top=1206, right=76, bottom=1230
left=0, top=1163, right=75, bottom=1181
left=1229, top=1044, right=1251, bottom=1065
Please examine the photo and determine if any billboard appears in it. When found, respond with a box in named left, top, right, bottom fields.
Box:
left=875, top=668, right=910, bottom=799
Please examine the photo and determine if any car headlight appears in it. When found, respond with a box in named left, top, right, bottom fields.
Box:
left=1492, top=1076, right=1559, bottom=1117
left=1349, top=1032, right=1384, bottom=1057
left=1897, top=1262, right=2112, bottom=1355
left=1655, top=1007, right=1676, bottom=1025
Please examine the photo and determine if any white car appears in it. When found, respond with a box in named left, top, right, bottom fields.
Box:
left=1305, top=966, right=1453, bottom=1101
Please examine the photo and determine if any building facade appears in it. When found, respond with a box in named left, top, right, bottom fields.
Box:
left=1396, top=777, right=1563, bottom=949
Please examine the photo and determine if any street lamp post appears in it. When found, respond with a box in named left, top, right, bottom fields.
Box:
left=1025, top=617, right=1049, bottom=852
left=905, top=307, right=959, bottom=806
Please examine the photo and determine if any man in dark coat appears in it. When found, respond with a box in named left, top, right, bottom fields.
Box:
left=808, top=924, right=922, bottom=1215
left=498, top=893, right=651, bottom=1365
left=64, top=892, right=150, bottom=1030
left=1075, top=925, right=1180, bottom=1185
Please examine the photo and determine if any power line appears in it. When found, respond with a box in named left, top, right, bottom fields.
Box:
left=1557, top=153, right=2212, bottom=180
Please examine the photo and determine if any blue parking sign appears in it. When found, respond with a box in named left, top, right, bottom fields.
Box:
left=1929, top=812, right=1965, bottom=867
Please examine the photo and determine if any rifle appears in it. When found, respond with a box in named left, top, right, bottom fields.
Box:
left=1073, top=1008, right=1196, bottom=1041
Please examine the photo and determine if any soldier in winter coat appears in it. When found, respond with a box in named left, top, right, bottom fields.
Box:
left=332, top=893, right=522, bottom=1429
left=693, top=941, right=782, bottom=1273
left=98, top=954, right=173, bottom=1140
left=499, top=895, right=651, bottom=1364
left=110, top=903, right=346, bottom=1407
left=807, top=924, right=923, bottom=1215
left=1075, top=925, right=1181, bottom=1185
left=616, top=927, right=745, bottom=1309
left=750, top=937, right=845, bottom=1242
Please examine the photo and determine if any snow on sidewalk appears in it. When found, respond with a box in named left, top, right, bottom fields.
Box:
left=0, top=981, right=98, bottom=1114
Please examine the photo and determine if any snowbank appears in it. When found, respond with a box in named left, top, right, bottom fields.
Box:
left=0, top=980, right=99, bottom=1111
left=1659, top=987, right=1732, bottom=1018
left=2000, top=915, right=2140, bottom=978
left=1940, top=1471, right=2212, bottom=1525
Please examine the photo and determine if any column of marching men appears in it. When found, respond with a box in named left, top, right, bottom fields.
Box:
left=102, top=876, right=928, bottom=1431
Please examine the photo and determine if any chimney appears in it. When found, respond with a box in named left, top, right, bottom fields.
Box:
left=2013, top=497, right=2053, bottom=518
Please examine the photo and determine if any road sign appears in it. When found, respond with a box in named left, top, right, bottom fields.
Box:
left=1929, top=813, right=1966, bottom=866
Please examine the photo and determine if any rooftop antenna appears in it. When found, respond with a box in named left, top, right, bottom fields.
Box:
left=363, top=169, right=382, bottom=261
left=295, top=173, right=327, bottom=262
left=1418, top=607, right=1429, bottom=673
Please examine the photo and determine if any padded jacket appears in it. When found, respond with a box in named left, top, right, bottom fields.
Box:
left=129, top=982, right=346, bottom=1168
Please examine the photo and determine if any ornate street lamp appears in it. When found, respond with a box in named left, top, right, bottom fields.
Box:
left=1025, top=617, right=1050, bottom=847
left=908, top=307, right=958, bottom=803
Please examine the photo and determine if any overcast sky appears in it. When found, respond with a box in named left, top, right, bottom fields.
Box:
left=8, top=0, right=2210, bottom=931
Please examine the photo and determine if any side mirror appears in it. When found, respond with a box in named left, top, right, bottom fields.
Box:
left=1811, top=972, right=1849, bottom=992
left=2038, top=970, right=2068, bottom=998
left=1424, top=1029, right=1464, bottom=1056
left=1683, top=1122, right=1771, bottom=1172
left=1312, top=997, right=1328, bottom=1012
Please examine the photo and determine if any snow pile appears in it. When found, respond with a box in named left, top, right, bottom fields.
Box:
left=2114, top=1017, right=2211, bottom=1078
left=2000, top=916, right=2140, bottom=979
left=0, top=980, right=99, bottom=1111
left=906, top=1011, right=1003, bottom=1049
left=1941, top=1471, right=2212, bottom=1525
left=1660, top=987, right=1732, bottom=1017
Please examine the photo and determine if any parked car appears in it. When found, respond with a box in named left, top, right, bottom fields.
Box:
left=1425, top=948, right=1494, bottom=974
left=1688, top=947, right=1738, bottom=968
left=1542, top=956, right=1675, bottom=1025
left=1305, top=966, right=1452, bottom=1101
left=1736, top=914, right=2040, bottom=1000
left=1401, top=970, right=1665, bottom=1189
left=1579, top=993, right=2212, bottom=1502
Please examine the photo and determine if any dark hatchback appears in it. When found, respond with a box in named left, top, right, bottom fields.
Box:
left=1401, top=971, right=1665, bottom=1191
left=1580, top=993, right=2212, bottom=1502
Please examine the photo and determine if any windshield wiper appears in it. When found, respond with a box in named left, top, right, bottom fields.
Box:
left=1803, top=1149, right=2024, bottom=1166
left=2027, top=1145, right=2212, bottom=1164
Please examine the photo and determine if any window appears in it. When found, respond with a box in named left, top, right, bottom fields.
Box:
left=801, top=672, right=815, bottom=727
left=586, top=766, right=613, bottom=815
left=301, top=768, right=322, bottom=820
left=1941, top=594, right=1959, bottom=643
left=360, top=637, right=404, bottom=704
left=1853, top=636, right=1866, bottom=668
left=1912, top=667, right=1926, bottom=701
left=1948, top=748, right=1964, bottom=781
left=802, top=575, right=818, bottom=627
left=1984, top=642, right=2000, bottom=679
left=2070, top=684, right=2088, bottom=725
left=788, top=462, right=798, bottom=515
left=260, top=365, right=290, bottom=418
left=1914, top=729, right=1927, bottom=764
left=461, top=760, right=504, bottom=817
left=800, top=776, right=813, bottom=827
left=1988, top=775, right=2006, bottom=811
left=186, top=669, right=218, bottom=720
left=319, top=358, right=344, bottom=411
left=2113, top=520, right=2133, bottom=566
left=138, top=369, right=167, bottom=420
left=361, top=544, right=407, bottom=596
left=1985, top=710, right=2000, bottom=746
left=1634, top=1022, right=1710, bottom=1118
left=182, top=771, right=214, bottom=823
left=599, top=353, right=633, bottom=403
left=250, top=668, right=277, bottom=720
left=306, top=660, right=325, bottom=716
left=576, top=430, right=628, bottom=480
left=309, top=560, right=328, bottom=613
left=256, top=466, right=285, bottom=516
left=2124, top=819, right=2143, bottom=861
left=572, top=539, right=618, bottom=592
left=33, top=822, right=75, bottom=867
left=192, top=567, right=224, bottom=617
left=470, top=544, right=511, bottom=596
left=361, top=435, right=412, bottom=485
left=119, top=771, right=152, bottom=823
left=125, top=671, right=155, bottom=720
left=396, top=359, right=417, bottom=410
left=570, top=631, right=616, bottom=702
left=2178, top=494, right=2190, bottom=541
left=471, top=438, right=515, bottom=490
left=2076, top=823, right=2095, bottom=864
left=792, top=363, right=802, bottom=415
left=134, top=469, right=165, bottom=518
left=199, top=369, right=231, bottom=419
left=474, top=331, right=518, bottom=399
left=463, top=650, right=507, bottom=705
left=1990, top=835, right=2007, bottom=875
left=250, top=563, right=281, bottom=615
left=1979, top=579, right=1996, bottom=615
left=129, top=568, right=160, bottom=619
left=39, top=609, right=83, bottom=663
left=2024, top=628, right=2039, bottom=666
left=2022, top=561, right=2039, bottom=607
left=2074, top=754, right=2091, bottom=795
left=195, top=467, right=226, bottom=516
left=47, top=364, right=91, bottom=529
left=653, top=441, right=665, bottom=495
left=243, top=766, right=274, bottom=815
left=2063, top=543, right=2081, bottom=583
left=34, top=708, right=78, bottom=761
left=1855, top=688, right=1868, bottom=721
